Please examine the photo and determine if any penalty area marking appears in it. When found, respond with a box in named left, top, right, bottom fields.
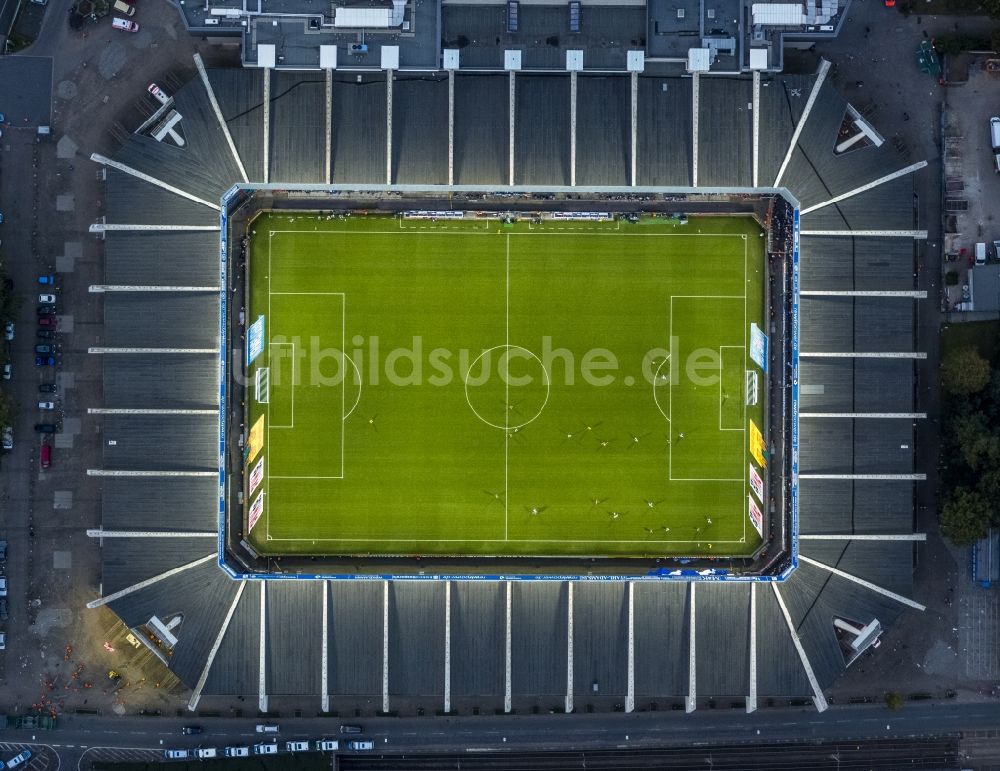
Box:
left=268, top=344, right=295, bottom=429
left=718, top=345, right=747, bottom=432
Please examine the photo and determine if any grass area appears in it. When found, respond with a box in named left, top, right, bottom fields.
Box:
left=243, top=213, right=767, bottom=559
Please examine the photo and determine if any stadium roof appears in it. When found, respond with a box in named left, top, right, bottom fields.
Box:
left=84, top=56, right=927, bottom=713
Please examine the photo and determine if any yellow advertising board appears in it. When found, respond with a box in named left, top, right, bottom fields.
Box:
left=247, top=414, right=265, bottom=464
left=749, top=419, right=767, bottom=468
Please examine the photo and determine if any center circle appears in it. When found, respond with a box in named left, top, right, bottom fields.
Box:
left=464, top=345, right=550, bottom=430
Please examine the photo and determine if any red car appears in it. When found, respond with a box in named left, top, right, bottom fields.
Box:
left=38, top=316, right=56, bottom=328
left=40, top=443, right=51, bottom=469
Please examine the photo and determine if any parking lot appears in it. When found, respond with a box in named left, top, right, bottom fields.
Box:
left=942, top=65, right=1000, bottom=311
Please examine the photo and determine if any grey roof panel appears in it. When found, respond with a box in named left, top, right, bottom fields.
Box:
left=800, top=539, right=915, bottom=598
left=114, top=84, right=244, bottom=204
left=204, top=580, right=261, bottom=696
left=697, top=77, right=752, bottom=188
left=696, top=583, right=749, bottom=697
left=101, top=476, right=217, bottom=532
left=638, top=76, right=691, bottom=186
left=454, top=74, right=509, bottom=186
left=451, top=582, right=505, bottom=697
left=757, top=74, right=816, bottom=188
left=103, top=353, right=218, bottom=410
left=103, top=292, right=218, bottom=348
left=512, top=582, right=567, bottom=696
left=101, top=537, right=216, bottom=596
left=799, top=359, right=915, bottom=413
left=107, top=559, right=235, bottom=689
left=267, top=581, right=323, bottom=696
left=105, top=231, right=219, bottom=287
left=798, top=479, right=914, bottom=535
left=329, top=581, right=383, bottom=696
left=270, top=72, right=327, bottom=184
left=101, top=414, right=218, bottom=472
left=331, top=74, right=387, bottom=184
left=854, top=298, right=914, bottom=352
left=755, top=584, right=810, bottom=698
left=389, top=582, right=446, bottom=696
left=799, top=418, right=914, bottom=476
left=393, top=75, right=449, bottom=185
left=208, top=67, right=266, bottom=183
left=572, top=582, right=628, bottom=698
left=515, top=75, right=570, bottom=186
left=632, top=582, right=688, bottom=698
left=576, top=75, right=629, bottom=187
left=104, top=169, right=216, bottom=226
left=800, top=296, right=853, bottom=352
left=799, top=175, right=916, bottom=231
left=799, top=237, right=915, bottom=292
left=788, top=82, right=906, bottom=210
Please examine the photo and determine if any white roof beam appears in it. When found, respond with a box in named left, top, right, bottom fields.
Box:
left=188, top=580, right=247, bottom=711
left=89, top=153, right=220, bottom=211
left=800, top=161, right=928, bottom=215
left=798, top=554, right=926, bottom=610
left=773, top=59, right=831, bottom=186
left=86, top=553, right=215, bottom=609
left=193, top=52, right=249, bottom=183
left=771, top=584, right=828, bottom=712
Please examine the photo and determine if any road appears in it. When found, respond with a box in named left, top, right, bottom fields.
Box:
left=1, top=701, right=999, bottom=769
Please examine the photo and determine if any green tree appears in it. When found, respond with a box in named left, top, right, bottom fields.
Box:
left=940, top=487, right=991, bottom=546
left=992, top=27, right=1000, bottom=52
left=942, top=345, right=990, bottom=395
left=885, top=691, right=904, bottom=711
left=953, top=412, right=1000, bottom=472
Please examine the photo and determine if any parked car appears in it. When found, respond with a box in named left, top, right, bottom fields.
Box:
left=252, top=743, right=277, bottom=755
left=256, top=725, right=279, bottom=733
left=148, top=83, right=170, bottom=104
left=40, top=444, right=51, bottom=470
left=286, top=741, right=309, bottom=753
left=181, top=726, right=203, bottom=735
left=38, top=384, right=56, bottom=393
left=36, top=330, right=54, bottom=340
left=34, top=424, right=57, bottom=433
left=3, top=363, right=10, bottom=380
left=35, top=356, right=55, bottom=367
left=34, top=344, right=52, bottom=355
left=162, top=749, right=188, bottom=759
left=224, top=746, right=249, bottom=757
left=2, top=426, right=12, bottom=450
left=316, top=740, right=339, bottom=752
left=346, top=740, right=375, bottom=751
left=0, top=577, right=7, bottom=596
left=37, top=305, right=56, bottom=315
left=0, top=633, right=5, bottom=651
left=3, top=322, right=12, bottom=341
left=37, top=275, right=55, bottom=285
left=5, top=750, right=31, bottom=769
left=340, top=725, right=363, bottom=734
left=38, top=294, right=56, bottom=304
left=37, top=316, right=55, bottom=328
left=112, top=16, right=139, bottom=31
left=194, top=748, right=218, bottom=759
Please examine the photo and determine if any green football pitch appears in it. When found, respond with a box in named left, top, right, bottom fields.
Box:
left=243, top=213, right=767, bottom=558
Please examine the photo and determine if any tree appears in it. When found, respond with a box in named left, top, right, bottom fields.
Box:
left=885, top=691, right=904, bottom=711
left=953, top=412, right=1000, bottom=472
left=940, top=487, right=991, bottom=546
left=942, top=345, right=990, bottom=395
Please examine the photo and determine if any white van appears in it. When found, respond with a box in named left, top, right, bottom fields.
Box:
left=253, top=742, right=278, bottom=755
left=224, top=746, right=249, bottom=757
left=194, top=748, right=218, bottom=759
left=111, top=17, right=139, bottom=31
left=256, top=724, right=279, bottom=733
left=976, top=242, right=987, bottom=266
left=286, top=740, right=309, bottom=752
left=112, top=0, right=134, bottom=16
left=316, top=739, right=339, bottom=751
left=991, top=116, right=1000, bottom=151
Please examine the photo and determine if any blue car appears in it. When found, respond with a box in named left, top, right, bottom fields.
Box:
left=34, top=344, right=52, bottom=354
left=37, top=275, right=56, bottom=285
left=35, top=356, right=55, bottom=367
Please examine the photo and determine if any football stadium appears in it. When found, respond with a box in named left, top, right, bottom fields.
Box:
left=242, top=213, right=767, bottom=560
left=84, top=56, right=927, bottom=714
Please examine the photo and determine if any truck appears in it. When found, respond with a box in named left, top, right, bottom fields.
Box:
left=992, top=116, right=1000, bottom=151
